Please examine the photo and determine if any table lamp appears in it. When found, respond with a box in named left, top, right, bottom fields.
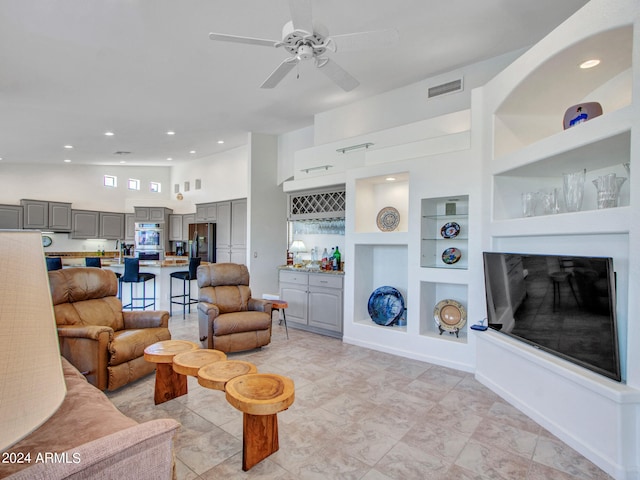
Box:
left=0, top=231, right=66, bottom=451
left=289, top=240, right=307, bottom=266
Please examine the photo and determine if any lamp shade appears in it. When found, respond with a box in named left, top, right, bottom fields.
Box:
left=289, top=240, right=307, bottom=253
left=0, top=231, right=66, bottom=451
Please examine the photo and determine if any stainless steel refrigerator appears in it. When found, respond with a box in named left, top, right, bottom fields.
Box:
left=188, top=223, right=216, bottom=263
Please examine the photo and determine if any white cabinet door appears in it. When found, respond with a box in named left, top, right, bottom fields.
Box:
left=216, top=201, right=231, bottom=248
left=308, top=286, right=343, bottom=333
left=279, top=283, right=308, bottom=326
left=231, top=199, right=247, bottom=248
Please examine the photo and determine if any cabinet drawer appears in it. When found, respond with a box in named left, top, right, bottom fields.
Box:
left=279, top=270, right=309, bottom=285
left=309, top=274, right=343, bottom=289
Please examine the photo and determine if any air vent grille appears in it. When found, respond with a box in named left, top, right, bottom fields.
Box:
left=427, top=78, right=463, bottom=99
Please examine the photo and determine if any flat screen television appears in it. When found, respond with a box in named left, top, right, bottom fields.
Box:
left=482, top=252, right=621, bottom=382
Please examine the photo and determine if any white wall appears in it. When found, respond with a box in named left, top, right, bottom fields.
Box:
left=313, top=49, right=525, bottom=146
left=277, top=125, right=314, bottom=185
left=0, top=163, right=172, bottom=212
left=248, top=133, right=287, bottom=298
left=168, top=145, right=249, bottom=214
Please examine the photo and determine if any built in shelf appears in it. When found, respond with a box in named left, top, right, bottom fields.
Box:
left=421, top=195, right=469, bottom=270
left=420, top=281, right=468, bottom=343
left=354, top=172, right=409, bottom=234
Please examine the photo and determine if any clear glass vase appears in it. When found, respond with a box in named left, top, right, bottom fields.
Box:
left=563, top=169, right=586, bottom=212
left=593, top=173, right=627, bottom=209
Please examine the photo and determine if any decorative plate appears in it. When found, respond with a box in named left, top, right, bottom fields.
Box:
left=42, top=235, right=52, bottom=247
left=433, top=299, right=467, bottom=332
left=368, top=286, right=405, bottom=326
left=376, top=207, right=400, bottom=232
left=441, top=247, right=461, bottom=264
left=440, top=222, right=460, bottom=239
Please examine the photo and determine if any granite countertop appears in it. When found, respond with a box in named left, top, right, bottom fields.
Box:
left=278, top=265, right=345, bottom=275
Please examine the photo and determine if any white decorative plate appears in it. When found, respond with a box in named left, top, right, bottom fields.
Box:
left=376, top=207, right=400, bottom=232
left=433, top=299, right=467, bottom=332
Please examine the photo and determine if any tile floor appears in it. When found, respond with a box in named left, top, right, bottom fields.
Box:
left=106, top=313, right=613, bottom=480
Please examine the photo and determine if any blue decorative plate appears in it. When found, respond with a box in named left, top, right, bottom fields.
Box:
left=441, top=247, right=462, bottom=264
left=440, top=222, right=460, bottom=239
left=368, top=286, right=406, bottom=326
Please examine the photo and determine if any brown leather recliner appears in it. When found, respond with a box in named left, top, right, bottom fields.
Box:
left=49, top=267, right=171, bottom=391
left=197, top=263, right=272, bottom=352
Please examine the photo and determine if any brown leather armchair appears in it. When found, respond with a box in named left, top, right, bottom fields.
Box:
left=197, top=263, right=272, bottom=352
left=49, top=268, right=171, bottom=391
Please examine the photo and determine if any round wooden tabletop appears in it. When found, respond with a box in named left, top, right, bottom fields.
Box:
left=197, top=360, right=258, bottom=391
left=143, top=340, right=199, bottom=364
left=173, top=349, right=227, bottom=376
left=225, top=373, right=295, bottom=415
left=271, top=300, right=288, bottom=309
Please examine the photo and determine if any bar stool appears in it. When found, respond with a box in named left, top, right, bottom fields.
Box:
left=85, top=257, right=102, bottom=267
left=120, top=257, right=156, bottom=310
left=46, top=257, right=63, bottom=271
left=169, top=257, right=201, bottom=318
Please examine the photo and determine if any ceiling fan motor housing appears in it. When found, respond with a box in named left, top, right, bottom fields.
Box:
left=281, top=20, right=327, bottom=58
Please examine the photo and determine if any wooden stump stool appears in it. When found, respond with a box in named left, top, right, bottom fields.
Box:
left=143, top=340, right=199, bottom=405
left=225, top=373, right=295, bottom=471
left=197, top=360, right=258, bottom=392
left=173, top=349, right=227, bottom=377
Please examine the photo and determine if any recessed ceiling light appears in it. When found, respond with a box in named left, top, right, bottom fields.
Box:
left=217, top=140, right=224, bottom=144
left=119, top=160, right=126, bottom=164
left=167, top=157, right=173, bottom=161
left=189, top=150, right=196, bottom=154
left=64, top=145, right=74, bottom=149
left=64, top=159, right=71, bottom=163
left=385, top=177, right=396, bottom=182
left=104, top=131, right=114, bottom=136
left=166, top=131, right=176, bottom=136
left=580, top=59, right=600, bottom=69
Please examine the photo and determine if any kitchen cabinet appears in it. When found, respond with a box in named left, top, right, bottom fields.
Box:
left=182, top=213, right=195, bottom=241
left=215, top=199, right=247, bottom=264
left=279, top=270, right=343, bottom=337
left=21, top=199, right=72, bottom=231
left=168, top=214, right=184, bottom=241
left=195, top=202, right=217, bottom=222
left=99, top=212, right=124, bottom=240
left=124, top=213, right=135, bottom=241
left=71, top=210, right=100, bottom=239
left=134, top=207, right=172, bottom=222
left=0, top=205, right=23, bottom=229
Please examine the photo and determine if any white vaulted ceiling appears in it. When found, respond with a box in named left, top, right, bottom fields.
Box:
left=0, top=0, right=588, bottom=166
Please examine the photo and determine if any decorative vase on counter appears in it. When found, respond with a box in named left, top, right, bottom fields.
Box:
left=563, top=169, right=586, bottom=212
left=593, top=173, right=627, bottom=209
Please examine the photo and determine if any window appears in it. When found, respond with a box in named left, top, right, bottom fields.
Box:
left=103, top=175, right=117, bottom=188
left=128, top=178, right=140, bottom=190
left=150, top=182, right=161, bottom=193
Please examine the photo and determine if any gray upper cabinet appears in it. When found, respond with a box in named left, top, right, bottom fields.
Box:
left=71, top=210, right=100, bottom=239
left=135, top=206, right=173, bottom=223
left=0, top=205, right=24, bottom=229
left=168, top=214, right=184, bottom=241
left=195, top=203, right=217, bottom=222
left=99, top=212, right=125, bottom=240
left=182, top=213, right=195, bottom=241
left=20, top=199, right=72, bottom=231
left=124, top=213, right=135, bottom=241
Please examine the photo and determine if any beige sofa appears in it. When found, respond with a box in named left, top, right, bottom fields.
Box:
left=0, top=357, right=180, bottom=480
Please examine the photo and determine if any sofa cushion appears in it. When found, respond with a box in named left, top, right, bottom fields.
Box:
left=54, top=297, right=125, bottom=330
left=0, top=357, right=138, bottom=478
left=109, top=327, right=171, bottom=366
left=213, top=311, right=271, bottom=336
left=202, top=285, right=252, bottom=313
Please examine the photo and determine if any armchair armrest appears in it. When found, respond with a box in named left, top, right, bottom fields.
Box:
left=56, top=326, right=112, bottom=390
left=57, top=325, right=114, bottom=342
left=249, top=298, right=272, bottom=314
left=197, top=301, right=220, bottom=319
left=122, top=310, right=170, bottom=329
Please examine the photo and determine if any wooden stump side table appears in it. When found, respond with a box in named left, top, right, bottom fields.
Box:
left=173, top=349, right=227, bottom=377
left=143, top=340, right=199, bottom=405
left=225, top=373, right=295, bottom=471
left=197, top=360, right=258, bottom=392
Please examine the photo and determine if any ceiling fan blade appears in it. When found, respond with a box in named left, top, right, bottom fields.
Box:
left=209, top=32, right=279, bottom=48
left=316, top=58, right=359, bottom=92
left=260, top=58, right=298, bottom=89
left=288, top=0, right=314, bottom=34
left=330, top=29, right=399, bottom=52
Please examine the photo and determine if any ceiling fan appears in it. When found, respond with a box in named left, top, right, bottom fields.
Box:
left=209, top=0, right=398, bottom=92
